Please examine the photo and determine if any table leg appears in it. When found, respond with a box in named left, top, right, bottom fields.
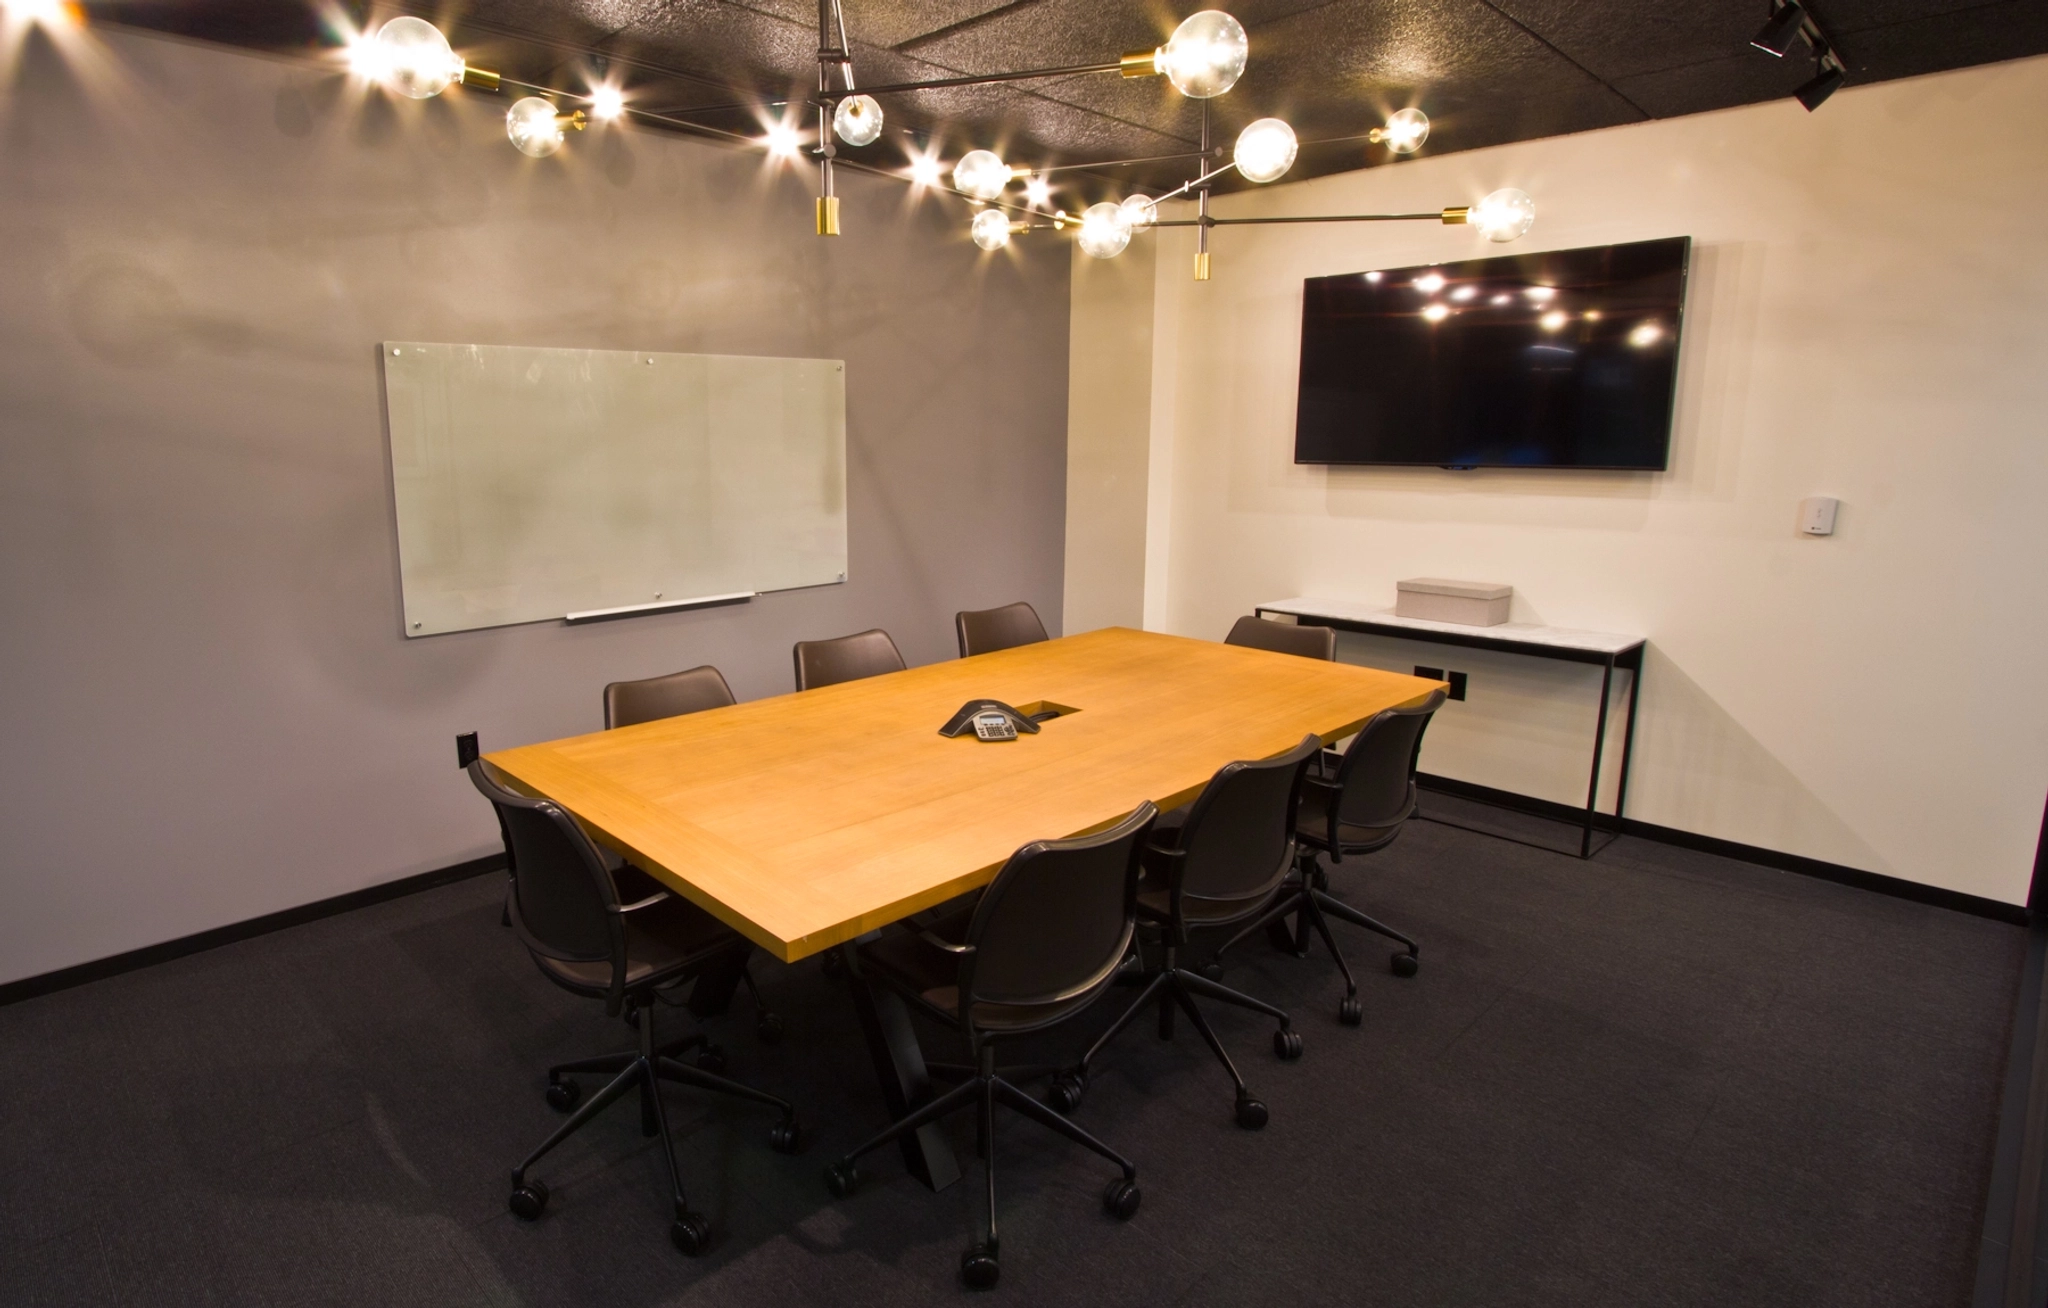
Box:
left=844, top=948, right=961, bottom=1192
left=1581, top=657, right=1616, bottom=859
left=1612, top=655, right=1643, bottom=830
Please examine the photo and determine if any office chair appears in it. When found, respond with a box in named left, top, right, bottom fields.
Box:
left=1207, top=691, right=1445, bottom=1024
left=461, top=735, right=801, bottom=1255
left=599, top=664, right=781, bottom=1044
left=956, top=601, right=1049, bottom=658
left=821, top=803, right=1158, bottom=1290
left=792, top=628, right=906, bottom=691
left=1056, top=735, right=1321, bottom=1131
left=1224, top=614, right=1336, bottom=660
left=604, top=663, right=736, bottom=729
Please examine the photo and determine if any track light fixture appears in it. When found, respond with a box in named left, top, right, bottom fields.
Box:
left=1749, top=1, right=1806, bottom=57
left=339, top=8, right=1540, bottom=277
left=1746, top=0, right=1849, bottom=112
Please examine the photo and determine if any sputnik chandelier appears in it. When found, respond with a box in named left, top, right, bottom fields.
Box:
left=344, top=4, right=1537, bottom=280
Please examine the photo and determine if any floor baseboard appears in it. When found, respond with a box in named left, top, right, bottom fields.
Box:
left=0, top=853, right=506, bottom=1008
left=1415, top=772, right=2028, bottom=925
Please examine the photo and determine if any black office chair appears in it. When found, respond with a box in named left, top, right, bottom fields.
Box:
left=1224, top=614, right=1336, bottom=660
left=1057, top=735, right=1321, bottom=1131
left=793, top=628, right=906, bottom=691
left=956, top=601, right=1050, bottom=658
left=605, top=664, right=736, bottom=728
left=600, top=664, right=781, bottom=1044
left=1209, top=691, right=1445, bottom=1024
left=460, top=734, right=801, bottom=1255
left=821, top=803, right=1158, bottom=1290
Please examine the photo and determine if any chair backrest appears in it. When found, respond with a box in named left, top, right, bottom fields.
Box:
left=1225, top=615, right=1336, bottom=661
left=604, top=664, right=736, bottom=729
left=961, top=802, right=1156, bottom=1013
left=465, top=757, right=626, bottom=996
left=1172, top=734, right=1322, bottom=903
left=956, top=602, right=1050, bottom=658
left=1332, top=691, right=1446, bottom=829
left=793, top=628, right=906, bottom=691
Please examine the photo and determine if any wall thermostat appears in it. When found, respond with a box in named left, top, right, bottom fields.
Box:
left=1798, top=497, right=1839, bottom=537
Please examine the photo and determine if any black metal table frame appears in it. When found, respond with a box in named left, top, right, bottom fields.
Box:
left=1257, top=608, right=1645, bottom=860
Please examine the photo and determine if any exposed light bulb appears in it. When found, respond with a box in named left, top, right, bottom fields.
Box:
left=1233, top=117, right=1297, bottom=184
left=371, top=16, right=461, bottom=100
left=908, top=153, right=945, bottom=187
left=1023, top=173, right=1053, bottom=208
left=1629, top=321, right=1664, bottom=347
left=953, top=150, right=1011, bottom=201
left=1524, top=285, right=1555, bottom=301
left=6, top=0, right=76, bottom=27
left=1159, top=11, right=1248, bottom=99
left=764, top=121, right=804, bottom=157
left=971, top=209, right=1014, bottom=251
left=1076, top=201, right=1134, bottom=259
left=1119, top=194, right=1158, bottom=229
left=1540, top=309, right=1569, bottom=331
left=833, top=94, right=883, bottom=147
left=1421, top=304, right=1450, bottom=323
left=1375, top=107, right=1430, bottom=154
left=1472, top=187, right=1536, bottom=242
left=1413, top=272, right=1445, bottom=294
left=506, top=97, right=567, bottom=157
left=589, top=85, right=626, bottom=121
left=1449, top=286, right=1476, bottom=302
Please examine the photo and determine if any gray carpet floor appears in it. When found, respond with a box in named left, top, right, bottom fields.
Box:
left=0, top=794, right=2024, bottom=1306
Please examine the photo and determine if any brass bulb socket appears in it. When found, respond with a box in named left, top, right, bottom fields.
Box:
left=816, top=196, right=841, bottom=236
left=1367, top=127, right=1387, bottom=144
left=562, top=110, right=588, bottom=131
left=1120, top=49, right=1161, bottom=78
left=1441, top=205, right=1471, bottom=224
left=1194, top=251, right=1211, bottom=281
left=460, top=65, right=501, bottom=91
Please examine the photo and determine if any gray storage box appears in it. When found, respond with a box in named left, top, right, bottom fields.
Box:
left=1394, top=578, right=1512, bottom=627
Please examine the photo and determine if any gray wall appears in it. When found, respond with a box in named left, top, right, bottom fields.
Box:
left=0, top=28, right=1072, bottom=984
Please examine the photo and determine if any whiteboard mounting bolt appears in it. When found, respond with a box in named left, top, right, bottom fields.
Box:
left=392, top=348, right=401, bottom=356
left=411, top=621, right=421, bottom=629
left=655, top=592, right=662, bottom=598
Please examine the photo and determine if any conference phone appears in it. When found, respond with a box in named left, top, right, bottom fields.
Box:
left=938, top=700, right=1043, bottom=742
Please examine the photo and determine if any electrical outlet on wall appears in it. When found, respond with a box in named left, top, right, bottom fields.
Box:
left=1799, top=496, right=1840, bottom=536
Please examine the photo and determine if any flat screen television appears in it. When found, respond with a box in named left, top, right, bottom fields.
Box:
left=1293, top=236, right=1690, bottom=470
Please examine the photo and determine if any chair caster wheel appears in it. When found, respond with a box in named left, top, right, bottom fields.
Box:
left=1103, top=1177, right=1141, bottom=1220
left=961, top=1243, right=1001, bottom=1289
left=1339, top=996, right=1363, bottom=1026
left=768, top=1117, right=803, bottom=1155
left=508, top=1178, right=549, bottom=1221
left=1047, top=1073, right=1086, bottom=1114
left=756, top=1012, right=785, bottom=1045
left=1235, top=1094, right=1269, bottom=1130
left=1274, top=1028, right=1303, bottom=1060
left=1266, top=918, right=1299, bottom=954
left=1198, top=959, right=1224, bottom=982
left=823, top=1161, right=860, bottom=1198
left=670, top=1211, right=712, bottom=1256
left=1391, top=952, right=1419, bottom=978
left=545, top=1079, right=581, bottom=1112
left=696, top=1045, right=728, bottom=1074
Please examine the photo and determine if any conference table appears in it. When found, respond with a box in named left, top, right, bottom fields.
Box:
left=484, top=626, right=1440, bottom=1190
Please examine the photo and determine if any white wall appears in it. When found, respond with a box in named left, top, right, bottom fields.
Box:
left=1067, top=56, right=2048, bottom=904
left=0, top=27, right=1072, bottom=985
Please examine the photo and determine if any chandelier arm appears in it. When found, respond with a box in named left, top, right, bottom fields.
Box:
left=1148, top=213, right=1447, bottom=227
left=816, top=60, right=1124, bottom=100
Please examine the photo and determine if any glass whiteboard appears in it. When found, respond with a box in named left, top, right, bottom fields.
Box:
left=382, top=342, right=847, bottom=637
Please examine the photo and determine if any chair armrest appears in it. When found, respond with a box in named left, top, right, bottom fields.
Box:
left=610, top=891, right=671, bottom=914
left=915, top=930, right=975, bottom=955
left=1301, top=775, right=1340, bottom=800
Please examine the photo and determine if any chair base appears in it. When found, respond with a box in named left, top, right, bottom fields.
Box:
left=1065, top=945, right=1298, bottom=1129
left=824, top=1047, right=1140, bottom=1288
left=508, top=1000, right=799, bottom=1253
left=1209, top=853, right=1420, bottom=1022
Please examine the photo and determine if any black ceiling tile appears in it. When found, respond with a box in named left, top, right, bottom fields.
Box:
left=1608, top=48, right=1818, bottom=118
left=1815, top=0, right=2004, bottom=32
left=1484, top=0, right=1769, bottom=81
left=1826, top=2, right=2048, bottom=79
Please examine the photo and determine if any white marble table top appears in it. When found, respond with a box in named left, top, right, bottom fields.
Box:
left=1256, top=596, right=1644, bottom=656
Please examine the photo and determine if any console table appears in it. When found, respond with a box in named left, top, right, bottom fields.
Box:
left=1255, top=597, right=1646, bottom=858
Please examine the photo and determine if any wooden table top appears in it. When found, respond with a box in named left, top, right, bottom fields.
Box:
left=485, top=627, right=1443, bottom=963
